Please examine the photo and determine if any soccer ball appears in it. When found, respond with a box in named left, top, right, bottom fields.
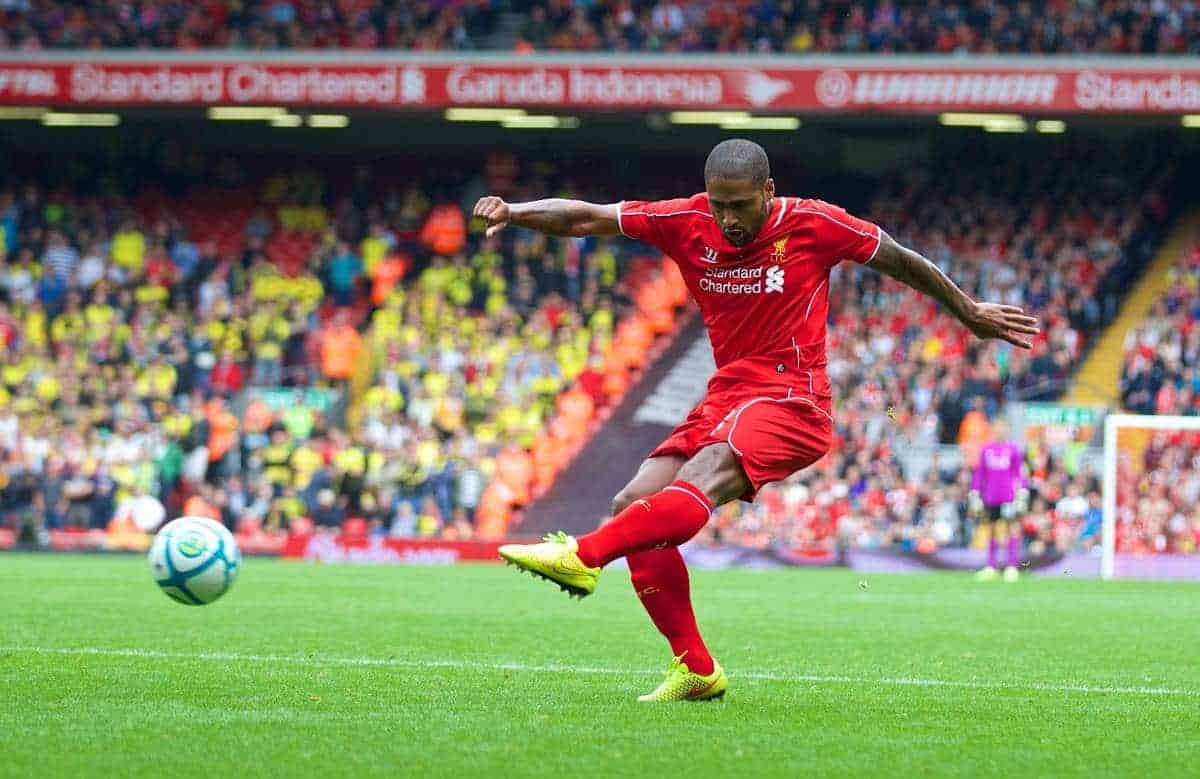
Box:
left=148, top=516, right=241, bottom=605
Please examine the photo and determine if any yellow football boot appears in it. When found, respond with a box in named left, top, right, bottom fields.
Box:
left=637, top=655, right=728, bottom=702
left=498, top=531, right=601, bottom=599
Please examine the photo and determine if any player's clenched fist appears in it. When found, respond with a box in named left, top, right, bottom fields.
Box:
left=473, top=196, right=511, bottom=238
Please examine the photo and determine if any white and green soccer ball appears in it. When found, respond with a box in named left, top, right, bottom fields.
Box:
left=148, top=516, right=241, bottom=605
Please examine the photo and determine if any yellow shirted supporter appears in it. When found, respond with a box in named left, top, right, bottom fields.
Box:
left=34, top=373, right=61, bottom=404
left=84, top=302, right=114, bottom=331
left=495, top=404, right=523, bottom=434
left=397, top=324, right=421, bottom=348
left=23, top=307, right=47, bottom=347
left=108, top=322, right=131, bottom=350
left=162, top=412, right=192, bottom=440
left=484, top=289, right=508, bottom=317
left=289, top=445, right=323, bottom=490
left=472, top=421, right=498, bottom=446
left=366, top=450, right=386, bottom=482
left=485, top=340, right=511, bottom=367
left=371, top=307, right=402, bottom=342
left=415, top=439, right=441, bottom=470
left=471, top=248, right=502, bottom=274
left=419, top=263, right=456, bottom=294
left=50, top=311, right=85, bottom=345
left=255, top=338, right=283, bottom=361
left=525, top=327, right=552, bottom=351
left=362, top=385, right=404, bottom=413
left=434, top=396, right=464, bottom=433
left=557, top=343, right=586, bottom=383
left=334, top=445, right=366, bottom=477
left=588, top=307, right=614, bottom=336
left=423, top=371, right=450, bottom=399
left=1, top=356, right=33, bottom=389
left=135, top=363, right=177, bottom=400
left=277, top=205, right=327, bottom=232
left=593, top=248, right=617, bottom=287
left=270, top=495, right=306, bottom=530
left=419, top=295, right=440, bottom=325
left=922, top=336, right=944, bottom=362
left=416, top=512, right=440, bottom=537
left=134, top=284, right=168, bottom=305
left=457, top=317, right=478, bottom=340
left=531, top=374, right=563, bottom=399
left=203, top=318, right=226, bottom=344
left=112, top=229, right=145, bottom=273
left=392, top=358, right=420, bottom=380
left=261, top=441, right=295, bottom=486
left=361, top=235, right=387, bottom=276
left=0, top=386, right=9, bottom=406
left=573, top=326, right=592, bottom=353
left=447, top=272, right=473, bottom=307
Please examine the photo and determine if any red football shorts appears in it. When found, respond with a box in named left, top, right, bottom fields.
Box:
left=648, top=387, right=833, bottom=501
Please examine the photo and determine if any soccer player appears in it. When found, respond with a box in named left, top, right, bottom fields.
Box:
left=969, top=420, right=1029, bottom=583
left=475, top=140, right=1039, bottom=702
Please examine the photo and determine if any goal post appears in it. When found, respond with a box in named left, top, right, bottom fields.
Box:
left=1102, top=413, right=1200, bottom=580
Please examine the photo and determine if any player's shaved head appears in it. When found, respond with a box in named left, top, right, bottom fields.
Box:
left=704, top=139, right=770, bottom=186
left=704, top=139, right=775, bottom=246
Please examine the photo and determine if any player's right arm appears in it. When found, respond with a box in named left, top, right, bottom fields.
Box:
left=473, top=196, right=620, bottom=238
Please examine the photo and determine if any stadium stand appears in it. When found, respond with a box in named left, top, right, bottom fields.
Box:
left=1109, top=239, right=1200, bottom=554
left=1122, top=241, right=1200, bottom=417
left=0, top=154, right=694, bottom=548
left=4, top=0, right=1197, bottom=54
left=0, top=139, right=1183, bottom=559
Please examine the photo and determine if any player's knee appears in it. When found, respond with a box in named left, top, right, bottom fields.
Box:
left=611, top=489, right=639, bottom=516
left=678, top=444, right=745, bottom=505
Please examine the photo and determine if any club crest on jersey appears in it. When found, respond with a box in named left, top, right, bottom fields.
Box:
left=771, top=238, right=788, bottom=262
left=701, top=246, right=720, bottom=264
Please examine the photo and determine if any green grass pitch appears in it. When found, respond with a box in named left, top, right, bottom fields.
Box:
left=2, top=553, right=1198, bottom=778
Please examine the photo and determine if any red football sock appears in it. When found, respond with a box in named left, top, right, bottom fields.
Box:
left=576, top=481, right=713, bottom=568
left=628, top=547, right=715, bottom=676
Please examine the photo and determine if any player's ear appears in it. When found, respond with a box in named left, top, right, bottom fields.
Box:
left=763, top=178, right=775, bottom=200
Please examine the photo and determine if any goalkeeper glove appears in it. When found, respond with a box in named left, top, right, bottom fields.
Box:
left=1015, top=488, right=1030, bottom=514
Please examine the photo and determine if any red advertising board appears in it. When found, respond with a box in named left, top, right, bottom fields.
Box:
left=281, top=532, right=505, bottom=564
left=2, top=56, right=1199, bottom=113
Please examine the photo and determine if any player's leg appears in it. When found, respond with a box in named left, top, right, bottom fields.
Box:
left=1002, top=511, right=1021, bottom=582
left=575, top=443, right=748, bottom=568
left=611, top=456, right=722, bottom=679
left=496, top=442, right=744, bottom=595
left=976, top=505, right=1002, bottom=581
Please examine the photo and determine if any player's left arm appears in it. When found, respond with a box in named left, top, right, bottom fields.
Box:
left=869, top=232, right=1040, bottom=349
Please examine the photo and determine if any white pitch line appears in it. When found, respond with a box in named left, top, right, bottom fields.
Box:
left=1, top=646, right=1195, bottom=698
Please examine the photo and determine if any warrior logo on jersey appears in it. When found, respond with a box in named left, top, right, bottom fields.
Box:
left=771, top=238, right=788, bottom=262
left=765, top=265, right=785, bottom=293
left=701, top=246, right=720, bottom=264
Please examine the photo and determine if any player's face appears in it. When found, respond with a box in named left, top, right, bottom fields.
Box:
left=706, top=176, right=775, bottom=247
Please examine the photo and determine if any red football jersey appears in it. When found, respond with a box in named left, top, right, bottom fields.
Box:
left=618, top=193, right=882, bottom=396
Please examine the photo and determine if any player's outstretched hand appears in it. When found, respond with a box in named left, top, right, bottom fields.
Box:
left=966, top=302, right=1041, bottom=349
left=473, top=196, right=511, bottom=238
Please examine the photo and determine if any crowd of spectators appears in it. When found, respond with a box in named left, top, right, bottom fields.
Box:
left=0, top=0, right=498, bottom=51
left=708, top=140, right=1174, bottom=557
left=0, top=140, right=1185, bottom=559
left=0, top=152, right=688, bottom=546
left=513, top=0, right=1200, bottom=55
left=1111, top=240, right=1200, bottom=554
left=1111, top=429, right=1200, bottom=554
left=3, top=0, right=1198, bottom=55
left=1121, top=242, right=1200, bottom=418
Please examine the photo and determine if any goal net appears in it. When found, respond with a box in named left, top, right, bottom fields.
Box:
left=1102, top=414, right=1200, bottom=579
